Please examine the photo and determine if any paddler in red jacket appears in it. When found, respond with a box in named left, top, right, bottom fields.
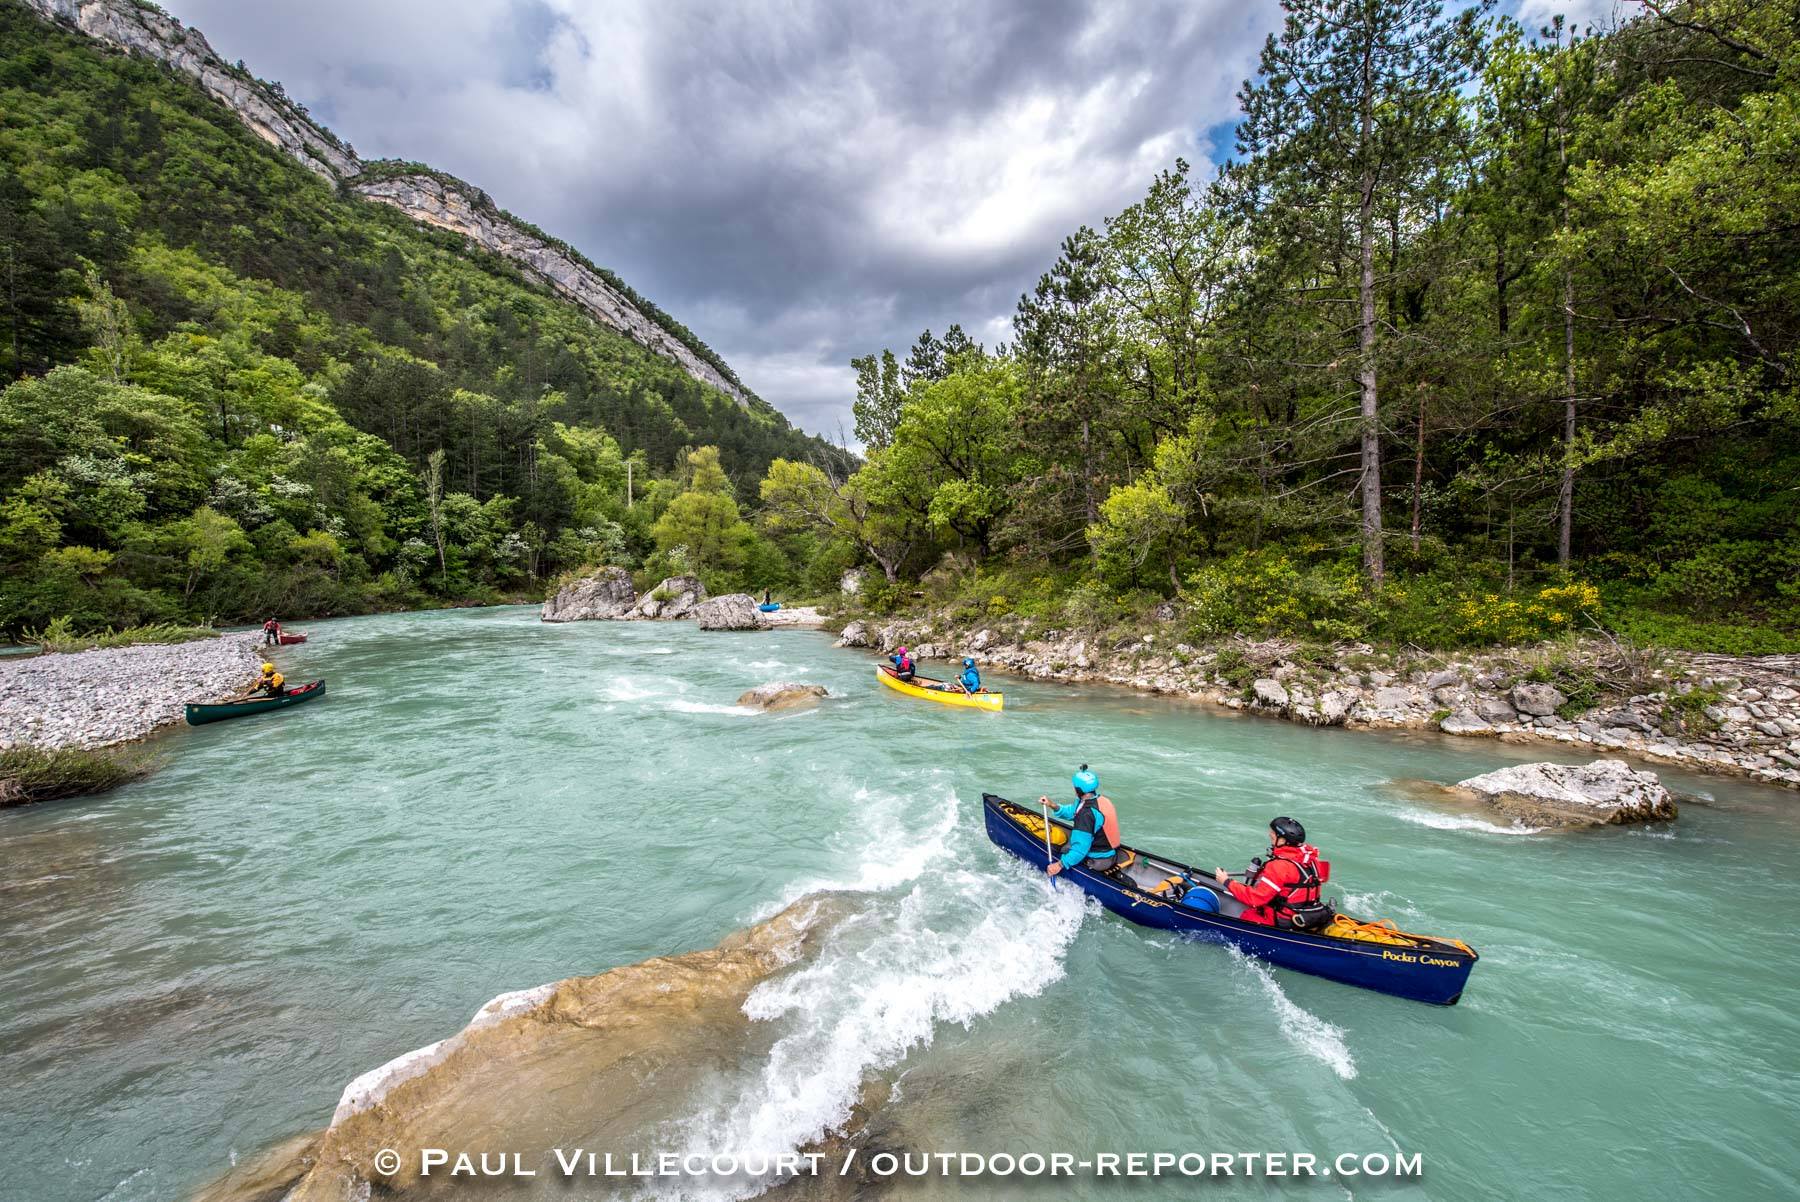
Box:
left=1215, top=817, right=1333, bottom=930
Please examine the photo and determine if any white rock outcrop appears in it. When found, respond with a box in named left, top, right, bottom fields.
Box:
left=540, top=567, right=636, bottom=622
left=695, top=594, right=765, bottom=631
left=1453, top=759, right=1677, bottom=827
left=633, top=575, right=706, bottom=620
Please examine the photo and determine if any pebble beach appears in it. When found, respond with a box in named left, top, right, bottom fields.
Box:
left=0, top=633, right=267, bottom=751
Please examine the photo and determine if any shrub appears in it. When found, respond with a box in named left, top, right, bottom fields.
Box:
left=1186, top=550, right=1368, bottom=641
left=0, top=745, right=151, bottom=806
left=1452, top=582, right=1602, bottom=646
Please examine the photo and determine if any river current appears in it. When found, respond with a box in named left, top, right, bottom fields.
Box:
left=2, top=606, right=1796, bottom=1200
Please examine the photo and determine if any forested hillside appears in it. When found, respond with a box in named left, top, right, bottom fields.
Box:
left=763, top=0, right=1800, bottom=654
left=0, top=0, right=844, bottom=633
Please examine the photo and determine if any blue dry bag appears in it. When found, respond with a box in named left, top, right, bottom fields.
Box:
left=1181, top=886, right=1220, bottom=913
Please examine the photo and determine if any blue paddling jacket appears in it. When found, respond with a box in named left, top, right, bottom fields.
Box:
left=960, top=665, right=981, bottom=691
left=1050, top=795, right=1117, bottom=869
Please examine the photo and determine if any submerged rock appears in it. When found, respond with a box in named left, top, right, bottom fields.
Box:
left=633, top=574, right=707, bottom=619
left=1452, top=758, right=1677, bottom=827
left=541, top=566, right=635, bottom=622
left=202, top=897, right=847, bottom=1201
left=696, top=593, right=765, bottom=630
left=738, top=681, right=829, bottom=711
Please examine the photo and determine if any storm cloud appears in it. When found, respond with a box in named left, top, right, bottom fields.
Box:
left=152, top=1, right=1598, bottom=439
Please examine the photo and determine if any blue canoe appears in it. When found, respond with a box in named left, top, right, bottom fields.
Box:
left=758, top=602, right=781, bottom=612
left=983, top=793, right=1477, bottom=1005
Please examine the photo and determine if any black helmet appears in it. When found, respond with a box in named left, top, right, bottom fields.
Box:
left=1270, top=816, right=1306, bottom=845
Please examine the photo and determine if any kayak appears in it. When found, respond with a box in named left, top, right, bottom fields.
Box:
left=983, top=793, right=1477, bottom=1005
left=758, top=603, right=781, bottom=613
left=186, top=680, right=326, bottom=726
left=876, top=664, right=1004, bottom=712
left=276, top=631, right=307, bottom=645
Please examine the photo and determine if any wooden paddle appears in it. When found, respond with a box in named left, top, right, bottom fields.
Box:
left=1038, top=798, right=1057, bottom=892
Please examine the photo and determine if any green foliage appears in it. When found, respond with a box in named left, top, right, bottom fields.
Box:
left=825, top=1, right=1800, bottom=657
left=0, top=6, right=844, bottom=633
left=0, top=744, right=151, bottom=806
left=24, top=619, right=218, bottom=653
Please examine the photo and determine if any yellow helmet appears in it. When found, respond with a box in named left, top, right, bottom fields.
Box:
left=261, top=662, right=275, bottom=673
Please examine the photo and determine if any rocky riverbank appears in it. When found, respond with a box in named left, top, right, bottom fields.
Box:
left=837, top=617, right=1800, bottom=790
left=0, top=633, right=266, bottom=751
left=542, top=568, right=827, bottom=630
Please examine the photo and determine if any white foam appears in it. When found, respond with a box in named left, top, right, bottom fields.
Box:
left=1393, top=807, right=1545, bottom=836
left=1229, top=950, right=1357, bottom=1080
left=677, top=782, right=1089, bottom=1195
left=600, top=677, right=660, bottom=702
left=667, top=700, right=757, bottom=717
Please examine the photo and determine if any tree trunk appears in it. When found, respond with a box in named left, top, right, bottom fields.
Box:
left=1411, top=390, right=1427, bottom=553
left=1559, top=269, right=1576, bottom=568
left=1357, top=46, right=1385, bottom=589
left=1556, top=64, right=1575, bottom=569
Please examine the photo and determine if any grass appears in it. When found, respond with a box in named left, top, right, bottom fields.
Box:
left=0, top=745, right=152, bottom=807
left=23, top=617, right=221, bottom=654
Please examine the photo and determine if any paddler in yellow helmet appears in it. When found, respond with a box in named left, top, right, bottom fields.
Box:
left=251, top=661, right=286, bottom=698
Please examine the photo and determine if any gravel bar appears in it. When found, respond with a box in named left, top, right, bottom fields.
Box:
left=0, top=634, right=268, bottom=751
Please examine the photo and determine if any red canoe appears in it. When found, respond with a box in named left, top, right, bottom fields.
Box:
left=277, top=632, right=308, bottom=644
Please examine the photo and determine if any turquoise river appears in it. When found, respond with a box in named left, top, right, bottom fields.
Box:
left=3, top=607, right=1798, bottom=1201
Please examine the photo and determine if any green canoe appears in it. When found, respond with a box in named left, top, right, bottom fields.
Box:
left=186, top=679, right=326, bottom=726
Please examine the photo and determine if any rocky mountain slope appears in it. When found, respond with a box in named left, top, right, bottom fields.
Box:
left=22, top=0, right=756, bottom=408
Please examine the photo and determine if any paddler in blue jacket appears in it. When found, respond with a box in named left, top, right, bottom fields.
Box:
left=956, top=657, right=981, bottom=693
left=1038, top=765, right=1122, bottom=876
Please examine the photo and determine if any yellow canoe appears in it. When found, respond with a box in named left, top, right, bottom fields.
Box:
left=875, top=665, right=1004, bottom=711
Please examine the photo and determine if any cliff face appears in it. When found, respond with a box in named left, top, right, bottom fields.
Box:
left=354, top=174, right=751, bottom=404
left=22, top=0, right=755, bottom=409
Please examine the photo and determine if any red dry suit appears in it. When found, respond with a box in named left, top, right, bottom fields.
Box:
left=1224, top=843, right=1328, bottom=926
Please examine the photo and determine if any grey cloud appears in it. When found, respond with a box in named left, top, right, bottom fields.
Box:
left=160, top=0, right=1279, bottom=439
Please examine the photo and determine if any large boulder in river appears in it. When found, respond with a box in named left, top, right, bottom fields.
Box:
left=737, top=681, right=829, bottom=711
left=1452, top=758, right=1677, bottom=827
left=633, top=574, right=706, bottom=620
left=695, top=593, right=765, bottom=631
left=541, top=566, right=635, bottom=622
left=836, top=619, right=871, bottom=648
left=194, top=898, right=848, bottom=1202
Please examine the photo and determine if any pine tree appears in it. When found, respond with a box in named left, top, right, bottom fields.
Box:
left=1237, top=0, right=1490, bottom=587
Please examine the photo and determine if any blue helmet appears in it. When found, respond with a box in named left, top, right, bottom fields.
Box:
left=1072, top=765, right=1099, bottom=796
left=963, top=657, right=975, bottom=667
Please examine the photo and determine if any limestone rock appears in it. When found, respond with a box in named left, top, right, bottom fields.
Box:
left=1510, top=681, right=1566, bottom=717
left=541, top=566, right=636, bottom=622
left=695, top=593, right=765, bottom=631
left=1252, top=678, right=1290, bottom=709
left=1425, top=669, right=1462, bottom=690
left=736, top=682, right=829, bottom=712
left=1372, top=686, right=1416, bottom=711
left=1475, top=696, right=1520, bottom=725
left=633, top=575, right=706, bottom=620
left=836, top=619, right=870, bottom=648
left=840, top=568, right=866, bottom=596
left=1439, top=709, right=1494, bottom=736
left=1453, top=759, right=1677, bottom=827
left=1318, top=691, right=1355, bottom=726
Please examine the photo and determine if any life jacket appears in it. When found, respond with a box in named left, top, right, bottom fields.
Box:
left=262, top=620, right=277, bottom=632
left=894, top=653, right=913, bottom=674
left=259, top=671, right=284, bottom=693
left=960, top=668, right=980, bottom=691
left=1072, top=792, right=1121, bottom=858
left=1257, top=844, right=1332, bottom=929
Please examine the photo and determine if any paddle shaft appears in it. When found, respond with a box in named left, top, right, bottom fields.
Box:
left=1039, top=800, right=1056, bottom=891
